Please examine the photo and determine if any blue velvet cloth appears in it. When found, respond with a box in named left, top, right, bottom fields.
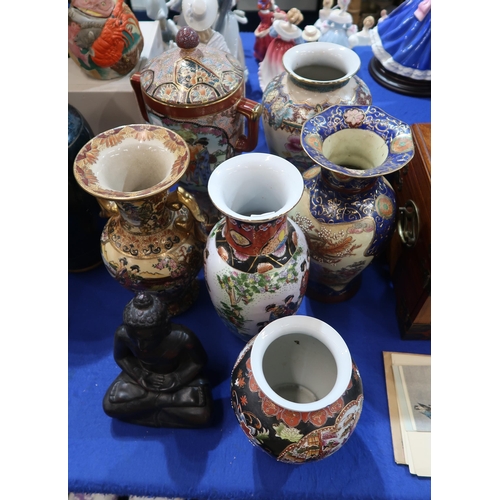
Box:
left=68, top=32, right=431, bottom=499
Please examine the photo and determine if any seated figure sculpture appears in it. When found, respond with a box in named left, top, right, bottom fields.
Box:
left=103, top=292, right=213, bottom=428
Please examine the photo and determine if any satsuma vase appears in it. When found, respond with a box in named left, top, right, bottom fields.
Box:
left=261, top=42, right=372, bottom=174
left=68, top=0, right=144, bottom=80
left=73, top=124, right=207, bottom=315
left=289, top=105, right=414, bottom=302
left=204, top=153, right=310, bottom=341
left=231, top=315, right=363, bottom=463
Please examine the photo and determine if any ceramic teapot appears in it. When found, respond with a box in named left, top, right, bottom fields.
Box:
left=130, top=26, right=262, bottom=227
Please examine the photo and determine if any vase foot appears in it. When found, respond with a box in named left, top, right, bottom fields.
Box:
left=306, top=276, right=362, bottom=303
left=160, top=279, right=200, bottom=316
left=368, top=57, right=431, bottom=98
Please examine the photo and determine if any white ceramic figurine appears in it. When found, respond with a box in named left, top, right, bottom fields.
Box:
left=182, top=0, right=230, bottom=53
left=348, top=15, right=374, bottom=47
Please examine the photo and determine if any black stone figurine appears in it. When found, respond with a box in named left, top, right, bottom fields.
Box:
left=103, top=292, right=213, bottom=428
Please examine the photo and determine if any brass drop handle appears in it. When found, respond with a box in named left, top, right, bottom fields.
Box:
left=398, top=200, right=420, bottom=248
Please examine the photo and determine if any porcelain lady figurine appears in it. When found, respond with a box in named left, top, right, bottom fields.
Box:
left=182, top=0, right=230, bottom=53
left=231, top=316, right=363, bottom=463
left=145, top=0, right=179, bottom=47
left=204, top=153, right=310, bottom=341
left=253, top=0, right=285, bottom=62
left=289, top=105, right=414, bottom=302
left=68, top=0, right=144, bottom=80
left=73, top=124, right=208, bottom=315
left=369, top=0, right=431, bottom=96
left=349, top=15, right=374, bottom=47
left=314, top=0, right=334, bottom=34
left=258, top=12, right=304, bottom=92
left=319, top=0, right=357, bottom=48
left=214, top=0, right=249, bottom=80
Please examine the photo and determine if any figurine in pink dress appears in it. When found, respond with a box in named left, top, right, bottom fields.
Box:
left=258, top=8, right=304, bottom=91
left=253, top=0, right=285, bottom=62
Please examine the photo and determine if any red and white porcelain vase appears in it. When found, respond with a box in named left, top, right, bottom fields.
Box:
left=204, top=153, right=310, bottom=341
left=230, top=315, right=363, bottom=463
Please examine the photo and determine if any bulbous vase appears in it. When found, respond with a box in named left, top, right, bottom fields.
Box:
left=73, top=124, right=207, bottom=315
left=230, top=315, right=363, bottom=463
left=289, top=105, right=414, bottom=302
left=68, top=0, right=144, bottom=80
left=68, top=104, right=104, bottom=272
left=261, top=42, right=372, bottom=173
left=204, top=153, right=310, bottom=341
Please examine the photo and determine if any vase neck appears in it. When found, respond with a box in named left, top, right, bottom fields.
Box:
left=115, top=192, right=171, bottom=235
left=288, top=73, right=351, bottom=93
left=320, top=167, right=376, bottom=193
left=225, top=215, right=288, bottom=257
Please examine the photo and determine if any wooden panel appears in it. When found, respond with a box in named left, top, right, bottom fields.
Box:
left=388, top=123, right=431, bottom=340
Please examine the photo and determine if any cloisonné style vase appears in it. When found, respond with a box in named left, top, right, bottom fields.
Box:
left=289, top=105, right=414, bottom=302
left=68, top=0, right=144, bottom=80
left=261, top=42, right=371, bottom=173
left=204, top=153, right=310, bottom=341
left=231, top=315, right=363, bottom=463
left=73, top=124, right=207, bottom=316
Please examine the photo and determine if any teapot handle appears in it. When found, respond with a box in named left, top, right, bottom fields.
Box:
left=235, top=98, right=262, bottom=153
left=167, top=186, right=208, bottom=243
left=130, top=73, right=150, bottom=123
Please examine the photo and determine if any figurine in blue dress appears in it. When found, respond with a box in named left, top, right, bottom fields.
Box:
left=319, top=0, right=357, bottom=48
left=370, top=0, right=431, bottom=81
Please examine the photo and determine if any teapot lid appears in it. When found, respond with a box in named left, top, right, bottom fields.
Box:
left=138, top=26, right=244, bottom=107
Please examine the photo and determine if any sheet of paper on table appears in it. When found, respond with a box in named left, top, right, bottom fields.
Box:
left=383, top=351, right=431, bottom=477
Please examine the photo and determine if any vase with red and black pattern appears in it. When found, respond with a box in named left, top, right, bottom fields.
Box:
left=289, top=104, right=415, bottom=303
left=203, top=153, right=310, bottom=342
left=230, top=315, right=363, bottom=463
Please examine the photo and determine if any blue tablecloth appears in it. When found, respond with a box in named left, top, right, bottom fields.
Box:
left=68, top=32, right=431, bottom=499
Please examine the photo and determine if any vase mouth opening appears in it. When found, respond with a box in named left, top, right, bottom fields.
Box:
left=73, top=125, right=190, bottom=200
left=322, top=128, right=389, bottom=173
left=250, top=316, right=352, bottom=413
left=94, top=140, right=178, bottom=194
left=283, top=42, right=360, bottom=86
left=207, top=153, right=304, bottom=222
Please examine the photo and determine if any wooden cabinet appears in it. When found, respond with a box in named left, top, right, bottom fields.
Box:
left=388, top=123, right=431, bottom=340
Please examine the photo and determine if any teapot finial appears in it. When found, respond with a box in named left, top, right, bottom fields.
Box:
left=176, top=26, right=200, bottom=49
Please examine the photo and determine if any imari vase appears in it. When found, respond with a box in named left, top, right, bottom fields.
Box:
left=289, top=105, right=414, bottom=302
left=73, top=124, right=207, bottom=315
left=230, top=315, right=363, bottom=463
left=261, top=42, right=372, bottom=174
left=203, top=153, right=310, bottom=341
